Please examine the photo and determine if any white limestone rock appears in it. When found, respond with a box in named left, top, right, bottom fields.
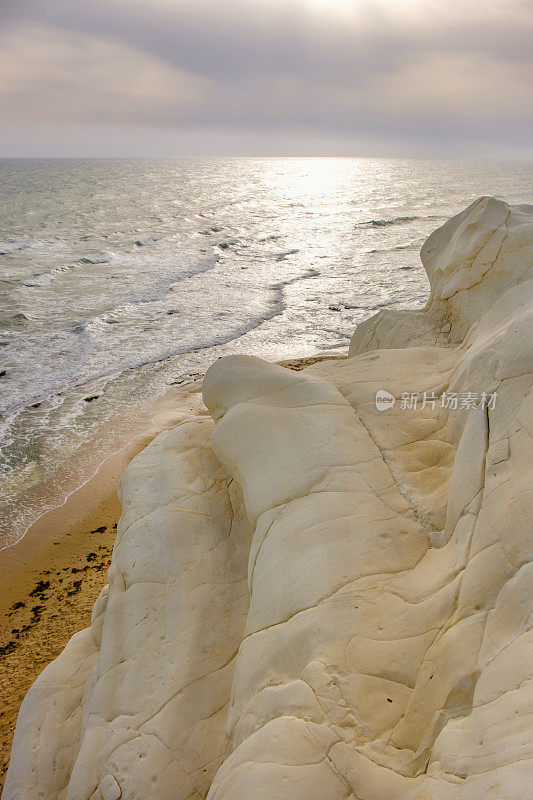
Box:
left=3, top=197, right=533, bottom=800
left=4, top=418, right=253, bottom=800
left=349, top=196, right=533, bottom=354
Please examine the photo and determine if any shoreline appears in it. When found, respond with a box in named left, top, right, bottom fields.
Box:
left=0, top=352, right=343, bottom=789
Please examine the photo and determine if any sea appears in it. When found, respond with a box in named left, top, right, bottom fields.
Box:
left=1, top=157, right=531, bottom=548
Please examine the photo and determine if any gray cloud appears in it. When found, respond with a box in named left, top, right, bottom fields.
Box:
left=1, top=0, right=532, bottom=156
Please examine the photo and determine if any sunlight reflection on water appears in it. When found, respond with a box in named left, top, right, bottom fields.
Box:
left=0, top=156, right=531, bottom=544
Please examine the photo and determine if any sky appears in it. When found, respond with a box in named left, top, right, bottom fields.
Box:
left=1, top=0, right=532, bottom=158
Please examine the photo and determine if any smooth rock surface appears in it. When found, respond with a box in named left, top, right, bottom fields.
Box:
left=4, top=197, right=533, bottom=800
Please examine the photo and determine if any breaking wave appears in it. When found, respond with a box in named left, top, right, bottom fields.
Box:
left=357, top=216, right=419, bottom=228
left=78, top=252, right=113, bottom=264
left=0, top=241, right=30, bottom=255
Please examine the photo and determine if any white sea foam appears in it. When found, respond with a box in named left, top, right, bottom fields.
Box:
left=0, top=240, right=30, bottom=255
left=134, top=237, right=158, bottom=247
left=22, top=272, right=56, bottom=287
left=78, top=252, right=113, bottom=264
left=0, top=156, right=530, bottom=547
left=275, top=249, right=300, bottom=261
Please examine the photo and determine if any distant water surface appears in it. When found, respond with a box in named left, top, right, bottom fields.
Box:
left=0, top=157, right=531, bottom=547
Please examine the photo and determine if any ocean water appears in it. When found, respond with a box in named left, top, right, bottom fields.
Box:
left=1, top=157, right=531, bottom=548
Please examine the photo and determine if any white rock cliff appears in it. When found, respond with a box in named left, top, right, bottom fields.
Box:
left=4, top=197, right=533, bottom=800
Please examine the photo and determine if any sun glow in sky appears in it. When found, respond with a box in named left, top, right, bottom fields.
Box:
left=296, top=0, right=359, bottom=13
left=263, top=0, right=417, bottom=17
left=0, top=0, right=531, bottom=157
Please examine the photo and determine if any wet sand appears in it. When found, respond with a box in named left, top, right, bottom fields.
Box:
left=0, top=353, right=344, bottom=789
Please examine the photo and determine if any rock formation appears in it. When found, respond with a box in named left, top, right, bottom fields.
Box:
left=4, top=196, right=533, bottom=800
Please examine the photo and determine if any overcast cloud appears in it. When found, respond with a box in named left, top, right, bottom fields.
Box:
left=1, top=0, right=532, bottom=157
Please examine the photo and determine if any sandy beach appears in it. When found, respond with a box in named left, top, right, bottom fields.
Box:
left=0, top=354, right=341, bottom=790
